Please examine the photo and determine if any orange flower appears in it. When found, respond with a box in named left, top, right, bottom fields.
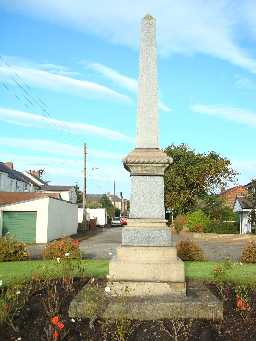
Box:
left=57, top=322, right=65, bottom=330
left=51, top=316, right=60, bottom=325
left=236, top=295, right=250, bottom=311
left=53, top=331, right=59, bottom=339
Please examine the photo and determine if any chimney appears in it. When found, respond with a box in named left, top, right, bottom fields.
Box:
left=29, top=170, right=40, bottom=177
left=5, top=162, right=14, bottom=170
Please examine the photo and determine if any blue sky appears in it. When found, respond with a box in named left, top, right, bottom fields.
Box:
left=0, top=1, right=256, bottom=198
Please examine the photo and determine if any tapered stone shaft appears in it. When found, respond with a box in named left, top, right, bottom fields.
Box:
left=136, top=15, right=158, bottom=148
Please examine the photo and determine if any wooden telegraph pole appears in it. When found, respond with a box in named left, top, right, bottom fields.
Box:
left=113, top=180, right=116, bottom=217
left=82, top=143, right=87, bottom=229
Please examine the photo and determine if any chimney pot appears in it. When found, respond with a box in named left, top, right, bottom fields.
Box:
left=5, top=162, right=14, bottom=170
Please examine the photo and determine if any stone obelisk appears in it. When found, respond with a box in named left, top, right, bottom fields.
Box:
left=108, top=15, right=185, bottom=297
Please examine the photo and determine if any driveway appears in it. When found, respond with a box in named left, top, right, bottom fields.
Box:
left=79, top=227, right=250, bottom=261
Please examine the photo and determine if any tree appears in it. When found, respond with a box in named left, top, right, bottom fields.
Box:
left=74, top=184, right=83, bottom=204
left=247, top=179, right=256, bottom=226
left=196, top=194, right=238, bottom=222
left=100, top=194, right=114, bottom=217
left=164, top=144, right=237, bottom=215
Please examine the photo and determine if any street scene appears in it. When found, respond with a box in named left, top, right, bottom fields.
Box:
left=1, top=2, right=256, bottom=340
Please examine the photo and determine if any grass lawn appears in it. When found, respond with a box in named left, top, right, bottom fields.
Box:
left=1, top=260, right=256, bottom=286
left=0, top=259, right=108, bottom=286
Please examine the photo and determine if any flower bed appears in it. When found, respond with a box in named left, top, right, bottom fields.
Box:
left=1, top=278, right=256, bottom=340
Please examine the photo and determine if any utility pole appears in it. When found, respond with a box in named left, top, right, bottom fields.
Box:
left=82, top=143, right=87, bottom=228
left=113, top=180, right=116, bottom=217
left=120, top=191, right=123, bottom=215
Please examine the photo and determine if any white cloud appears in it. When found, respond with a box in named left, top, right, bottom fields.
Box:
left=1, top=150, right=128, bottom=185
left=88, top=62, right=137, bottom=92
left=2, top=1, right=256, bottom=74
left=0, top=137, right=124, bottom=160
left=191, top=104, right=256, bottom=128
left=88, top=62, right=171, bottom=112
left=0, top=58, right=131, bottom=103
left=232, top=159, right=256, bottom=184
left=0, top=107, right=133, bottom=142
left=234, top=75, right=256, bottom=90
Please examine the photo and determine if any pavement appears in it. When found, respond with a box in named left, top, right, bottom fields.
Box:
left=79, top=227, right=250, bottom=261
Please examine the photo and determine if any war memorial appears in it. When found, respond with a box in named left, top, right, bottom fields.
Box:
left=69, top=15, right=222, bottom=321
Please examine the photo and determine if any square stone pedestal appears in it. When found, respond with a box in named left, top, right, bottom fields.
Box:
left=108, top=244, right=185, bottom=297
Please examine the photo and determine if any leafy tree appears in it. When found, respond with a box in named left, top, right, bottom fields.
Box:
left=197, top=194, right=238, bottom=222
left=74, top=184, right=83, bottom=204
left=247, top=179, right=256, bottom=226
left=115, top=208, right=121, bottom=217
left=164, top=144, right=237, bottom=215
left=100, top=194, right=114, bottom=217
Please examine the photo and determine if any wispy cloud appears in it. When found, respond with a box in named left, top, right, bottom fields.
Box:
left=0, top=107, right=133, bottom=142
left=88, top=62, right=171, bottom=112
left=1, top=150, right=128, bottom=184
left=234, top=75, right=256, bottom=91
left=0, top=137, right=124, bottom=160
left=0, top=57, right=131, bottom=103
left=2, top=1, right=256, bottom=74
left=191, top=104, right=256, bottom=128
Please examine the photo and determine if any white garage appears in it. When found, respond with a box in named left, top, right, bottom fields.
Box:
left=0, top=192, right=78, bottom=243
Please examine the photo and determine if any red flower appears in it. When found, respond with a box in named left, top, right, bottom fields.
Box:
left=72, top=240, right=79, bottom=247
left=236, top=295, right=250, bottom=311
left=51, top=316, right=60, bottom=325
left=53, top=331, right=59, bottom=339
left=57, top=321, right=65, bottom=330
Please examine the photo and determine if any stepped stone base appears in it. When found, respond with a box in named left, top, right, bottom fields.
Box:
left=108, top=246, right=185, bottom=284
left=69, top=281, right=223, bottom=321
left=107, top=281, right=186, bottom=296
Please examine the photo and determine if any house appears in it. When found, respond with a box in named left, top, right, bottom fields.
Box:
left=39, top=185, right=77, bottom=203
left=22, top=169, right=48, bottom=188
left=0, top=192, right=78, bottom=243
left=233, top=196, right=254, bottom=234
left=23, top=170, right=77, bottom=203
left=0, top=162, right=39, bottom=192
left=86, top=193, right=129, bottom=214
left=220, top=185, right=248, bottom=209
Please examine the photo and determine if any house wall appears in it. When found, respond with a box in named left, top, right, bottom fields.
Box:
left=241, top=211, right=252, bottom=234
left=86, top=208, right=107, bottom=226
left=43, top=189, right=77, bottom=204
left=0, top=171, right=34, bottom=192
left=47, top=198, right=78, bottom=242
left=0, top=198, right=49, bottom=242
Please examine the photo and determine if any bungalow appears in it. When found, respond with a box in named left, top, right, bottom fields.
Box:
left=233, top=196, right=254, bottom=234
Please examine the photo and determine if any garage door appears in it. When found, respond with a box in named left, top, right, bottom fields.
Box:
left=2, top=211, right=37, bottom=243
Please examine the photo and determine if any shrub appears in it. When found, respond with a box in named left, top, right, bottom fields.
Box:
left=174, top=214, right=187, bottom=233
left=186, top=209, right=210, bottom=232
left=176, top=240, right=205, bottom=261
left=240, top=241, right=256, bottom=263
left=43, top=238, right=80, bottom=260
left=0, top=236, right=28, bottom=262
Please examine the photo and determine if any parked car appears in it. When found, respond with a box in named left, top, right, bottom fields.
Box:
left=120, top=217, right=128, bottom=226
left=111, top=217, right=121, bottom=227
